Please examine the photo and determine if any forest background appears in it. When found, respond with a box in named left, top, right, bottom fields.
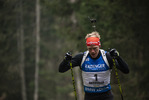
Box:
left=0, top=0, right=149, bottom=100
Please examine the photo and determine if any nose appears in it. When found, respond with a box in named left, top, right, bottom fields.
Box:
left=90, top=49, right=95, bottom=53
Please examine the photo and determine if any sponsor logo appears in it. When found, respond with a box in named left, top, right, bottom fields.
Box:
left=85, top=58, right=89, bottom=61
left=85, top=64, right=105, bottom=69
left=84, top=86, right=110, bottom=92
left=89, top=81, right=104, bottom=84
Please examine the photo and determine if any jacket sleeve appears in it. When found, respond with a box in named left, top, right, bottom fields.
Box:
left=115, top=56, right=129, bottom=74
left=106, top=52, right=129, bottom=74
left=59, top=59, right=71, bottom=73
left=59, top=53, right=84, bottom=73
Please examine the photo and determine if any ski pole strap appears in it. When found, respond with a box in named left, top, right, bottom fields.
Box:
left=112, top=59, right=124, bottom=100
left=70, top=62, right=77, bottom=100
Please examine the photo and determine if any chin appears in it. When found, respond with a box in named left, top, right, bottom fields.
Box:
left=91, top=55, right=97, bottom=58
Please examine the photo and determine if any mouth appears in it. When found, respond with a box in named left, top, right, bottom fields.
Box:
left=91, top=53, right=95, bottom=55
left=91, top=54, right=95, bottom=56
left=91, top=53, right=96, bottom=58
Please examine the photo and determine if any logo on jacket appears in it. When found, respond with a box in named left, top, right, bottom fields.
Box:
left=85, top=58, right=89, bottom=61
left=85, top=64, right=106, bottom=70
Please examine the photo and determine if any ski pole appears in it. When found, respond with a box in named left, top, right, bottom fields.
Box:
left=69, top=61, right=77, bottom=100
left=112, top=58, right=124, bottom=100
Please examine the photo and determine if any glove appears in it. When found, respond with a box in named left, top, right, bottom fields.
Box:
left=110, top=48, right=119, bottom=58
left=64, top=51, right=72, bottom=61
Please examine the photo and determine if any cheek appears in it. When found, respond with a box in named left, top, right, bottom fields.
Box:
left=95, top=49, right=99, bottom=53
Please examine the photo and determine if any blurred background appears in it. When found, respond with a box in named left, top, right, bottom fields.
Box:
left=0, top=0, right=149, bottom=100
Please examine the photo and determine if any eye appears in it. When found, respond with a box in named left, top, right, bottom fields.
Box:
left=88, top=48, right=92, bottom=51
left=93, top=47, right=97, bottom=50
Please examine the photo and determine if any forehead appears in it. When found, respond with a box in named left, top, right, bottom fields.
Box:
left=87, top=45, right=99, bottom=49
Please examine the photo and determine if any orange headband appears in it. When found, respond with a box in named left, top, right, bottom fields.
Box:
left=86, top=37, right=101, bottom=46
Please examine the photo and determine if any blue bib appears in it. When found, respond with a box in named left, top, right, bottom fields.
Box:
left=81, top=50, right=111, bottom=93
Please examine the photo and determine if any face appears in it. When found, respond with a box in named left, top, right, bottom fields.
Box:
left=87, top=45, right=100, bottom=58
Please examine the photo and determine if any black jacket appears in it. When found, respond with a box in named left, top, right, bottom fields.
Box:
left=59, top=50, right=129, bottom=74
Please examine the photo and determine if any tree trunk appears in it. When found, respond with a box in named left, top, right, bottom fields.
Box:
left=74, top=68, right=84, bottom=100
left=19, top=0, right=27, bottom=100
left=34, top=0, right=40, bottom=100
left=70, top=0, right=84, bottom=99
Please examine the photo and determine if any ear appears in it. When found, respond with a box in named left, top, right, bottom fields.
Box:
left=99, top=41, right=101, bottom=48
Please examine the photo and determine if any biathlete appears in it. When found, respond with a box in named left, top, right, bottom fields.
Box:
left=59, top=31, right=129, bottom=100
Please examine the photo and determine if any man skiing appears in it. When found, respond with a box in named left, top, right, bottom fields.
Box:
left=59, top=31, right=129, bottom=100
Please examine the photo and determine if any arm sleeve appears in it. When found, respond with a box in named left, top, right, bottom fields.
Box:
left=115, top=56, right=129, bottom=74
left=106, top=52, right=129, bottom=74
left=59, top=53, right=84, bottom=73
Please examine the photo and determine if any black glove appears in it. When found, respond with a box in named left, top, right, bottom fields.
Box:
left=64, top=51, right=72, bottom=61
left=110, top=48, right=119, bottom=58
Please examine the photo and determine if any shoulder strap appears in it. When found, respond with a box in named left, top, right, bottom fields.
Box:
left=81, top=51, right=89, bottom=66
left=100, top=49, right=110, bottom=67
